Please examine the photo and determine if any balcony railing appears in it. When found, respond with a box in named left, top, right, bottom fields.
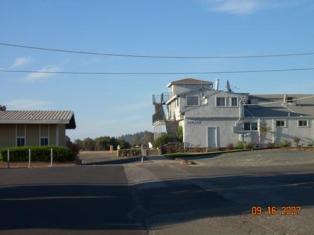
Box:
left=152, top=93, right=170, bottom=104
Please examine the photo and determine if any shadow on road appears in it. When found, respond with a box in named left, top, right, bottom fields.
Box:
left=1, top=173, right=314, bottom=230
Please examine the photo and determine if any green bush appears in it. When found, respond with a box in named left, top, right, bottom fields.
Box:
left=154, top=133, right=170, bottom=148
left=235, top=141, right=245, bottom=149
left=281, top=140, right=291, bottom=148
left=0, top=146, right=75, bottom=162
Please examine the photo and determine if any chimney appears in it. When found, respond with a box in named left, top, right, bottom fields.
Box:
left=226, top=80, right=232, bottom=93
left=215, top=79, right=220, bottom=91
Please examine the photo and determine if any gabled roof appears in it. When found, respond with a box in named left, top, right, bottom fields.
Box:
left=167, top=78, right=212, bottom=87
left=0, top=111, right=76, bottom=129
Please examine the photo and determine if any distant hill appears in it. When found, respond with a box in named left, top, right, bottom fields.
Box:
left=119, top=131, right=154, bottom=147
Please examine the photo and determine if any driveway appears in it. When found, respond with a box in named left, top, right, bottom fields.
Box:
left=0, top=150, right=314, bottom=235
left=182, top=149, right=314, bottom=167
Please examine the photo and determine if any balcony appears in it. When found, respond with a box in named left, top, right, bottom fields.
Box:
left=152, top=93, right=170, bottom=105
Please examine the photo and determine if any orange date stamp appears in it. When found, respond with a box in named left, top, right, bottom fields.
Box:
left=251, top=206, right=301, bottom=216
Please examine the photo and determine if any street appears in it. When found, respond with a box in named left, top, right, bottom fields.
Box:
left=1, top=151, right=314, bottom=235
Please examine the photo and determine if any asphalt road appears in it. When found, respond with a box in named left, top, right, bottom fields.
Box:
left=0, top=150, right=314, bottom=235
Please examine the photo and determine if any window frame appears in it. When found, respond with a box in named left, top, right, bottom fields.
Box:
left=16, top=137, right=25, bottom=147
left=186, top=95, right=199, bottom=106
left=298, top=120, right=309, bottom=128
left=243, top=122, right=258, bottom=131
left=40, top=137, right=49, bottom=146
left=216, top=97, right=226, bottom=107
left=275, top=120, right=286, bottom=128
left=230, top=97, right=238, bottom=107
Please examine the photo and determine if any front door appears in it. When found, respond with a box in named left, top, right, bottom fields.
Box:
left=207, top=127, right=218, bottom=148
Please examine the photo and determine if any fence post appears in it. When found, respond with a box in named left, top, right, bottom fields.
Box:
left=50, top=148, right=53, bottom=167
left=7, top=149, right=10, bottom=169
left=28, top=148, right=31, bottom=168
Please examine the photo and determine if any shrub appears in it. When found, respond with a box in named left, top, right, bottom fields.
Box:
left=281, top=140, right=291, bottom=148
left=267, top=142, right=276, bottom=149
left=118, top=148, right=141, bottom=157
left=245, top=142, right=253, bottom=150
left=153, top=133, right=170, bottom=148
left=0, top=146, right=75, bottom=162
left=176, top=126, right=183, bottom=143
left=235, top=141, right=245, bottom=149
left=226, top=143, right=234, bottom=150
left=161, top=142, right=184, bottom=154
left=293, top=137, right=301, bottom=147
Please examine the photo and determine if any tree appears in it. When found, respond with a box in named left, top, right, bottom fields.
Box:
left=117, top=138, right=131, bottom=149
left=82, top=138, right=96, bottom=151
left=74, top=139, right=83, bottom=150
left=153, top=133, right=169, bottom=148
left=176, top=126, right=183, bottom=142
left=133, top=134, right=142, bottom=147
left=95, top=136, right=111, bottom=150
left=66, top=136, right=79, bottom=157
left=143, top=131, right=154, bottom=147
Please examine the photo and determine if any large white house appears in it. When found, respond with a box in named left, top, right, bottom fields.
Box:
left=152, top=78, right=314, bottom=148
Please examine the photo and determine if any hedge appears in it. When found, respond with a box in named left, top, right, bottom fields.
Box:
left=0, top=146, right=75, bottom=162
left=118, top=148, right=141, bottom=157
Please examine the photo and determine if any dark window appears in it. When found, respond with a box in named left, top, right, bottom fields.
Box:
left=216, top=97, right=226, bottom=107
left=276, top=120, right=286, bottom=127
left=231, top=97, right=238, bottom=107
left=251, top=123, right=258, bottom=130
left=40, top=137, right=49, bottom=146
left=244, top=122, right=251, bottom=131
left=17, top=137, right=25, bottom=147
left=186, top=96, right=199, bottom=106
left=244, top=122, right=258, bottom=131
left=298, top=120, right=308, bottom=127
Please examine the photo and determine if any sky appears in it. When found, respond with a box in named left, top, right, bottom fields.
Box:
left=0, top=0, right=314, bottom=140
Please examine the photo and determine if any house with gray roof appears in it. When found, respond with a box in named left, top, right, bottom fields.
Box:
left=152, top=78, right=314, bottom=148
left=0, top=108, right=76, bottom=148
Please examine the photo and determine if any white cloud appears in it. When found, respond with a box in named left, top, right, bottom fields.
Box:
left=203, top=0, right=309, bottom=15
left=214, top=0, right=262, bottom=14
left=5, top=99, right=52, bottom=110
left=11, top=57, right=31, bottom=68
left=25, top=65, right=60, bottom=81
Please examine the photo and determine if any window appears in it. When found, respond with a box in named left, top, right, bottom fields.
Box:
left=186, top=96, right=199, bottom=106
left=298, top=120, right=308, bottom=127
left=251, top=123, right=258, bottom=130
left=231, top=97, right=238, bottom=107
left=216, top=97, right=226, bottom=107
left=276, top=120, right=286, bottom=127
left=40, top=137, right=49, bottom=146
left=17, top=137, right=25, bottom=147
left=244, top=122, right=258, bottom=131
left=244, top=122, right=251, bottom=131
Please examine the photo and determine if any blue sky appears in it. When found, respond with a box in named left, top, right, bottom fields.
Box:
left=1, top=0, right=314, bottom=139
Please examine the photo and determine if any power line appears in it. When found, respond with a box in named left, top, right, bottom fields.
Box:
left=0, top=67, right=314, bottom=75
left=1, top=42, right=314, bottom=59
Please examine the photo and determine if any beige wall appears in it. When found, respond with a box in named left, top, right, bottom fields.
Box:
left=0, top=124, right=67, bottom=148
left=0, top=125, right=16, bottom=148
